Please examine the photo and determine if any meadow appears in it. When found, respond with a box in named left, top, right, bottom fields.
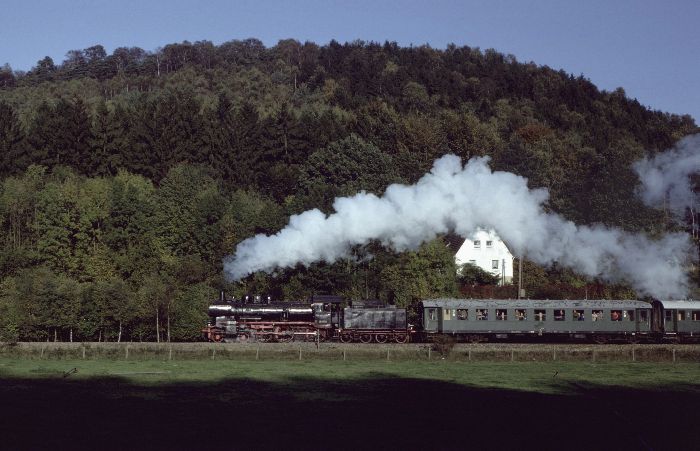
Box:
left=1, top=355, right=698, bottom=450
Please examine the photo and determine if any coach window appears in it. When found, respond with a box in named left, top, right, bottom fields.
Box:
left=428, top=308, right=437, bottom=321
left=534, top=309, right=546, bottom=321
left=624, top=310, right=635, bottom=321
left=610, top=310, right=622, bottom=321
left=554, top=309, right=565, bottom=321
left=665, top=310, right=673, bottom=322
left=457, top=309, right=468, bottom=320
left=677, top=311, right=686, bottom=321
left=444, top=309, right=452, bottom=320
left=692, top=311, right=700, bottom=321
left=574, top=310, right=585, bottom=321
left=592, top=310, right=603, bottom=321
left=477, top=309, right=488, bottom=320
left=516, top=309, right=526, bottom=321
left=496, top=309, right=507, bottom=320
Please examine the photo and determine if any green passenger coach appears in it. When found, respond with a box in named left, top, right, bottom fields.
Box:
left=421, top=299, right=660, bottom=343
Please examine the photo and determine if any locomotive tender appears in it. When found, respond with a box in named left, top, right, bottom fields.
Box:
left=202, top=295, right=700, bottom=344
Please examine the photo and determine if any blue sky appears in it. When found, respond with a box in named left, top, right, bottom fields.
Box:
left=1, top=0, right=698, bottom=121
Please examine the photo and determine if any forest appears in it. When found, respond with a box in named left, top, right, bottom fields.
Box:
left=0, top=38, right=697, bottom=342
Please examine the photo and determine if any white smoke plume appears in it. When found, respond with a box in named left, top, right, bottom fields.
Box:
left=224, top=154, right=695, bottom=299
left=633, top=134, right=700, bottom=216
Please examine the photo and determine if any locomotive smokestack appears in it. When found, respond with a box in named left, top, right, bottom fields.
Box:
left=224, top=149, right=697, bottom=299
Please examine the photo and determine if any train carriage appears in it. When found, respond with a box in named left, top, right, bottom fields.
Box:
left=651, top=300, right=700, bottom=342
left=421, top=299, right=654, bottom=343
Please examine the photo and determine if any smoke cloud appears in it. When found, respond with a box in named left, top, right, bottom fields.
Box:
left=633, top=134, right=700, bottom=216
left=224, top=154, right=696, bottom=299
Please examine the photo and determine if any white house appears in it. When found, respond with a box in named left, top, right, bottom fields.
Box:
left=454, top=229, right=514, bottom=285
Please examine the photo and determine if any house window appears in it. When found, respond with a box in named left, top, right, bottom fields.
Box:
left=492, top=260, right=499, bottom=269
left=474, top=240, right=481, bottom=248
left=486, top=240, right=493, bottom=248
left=457, top=309, right=468, bottom=320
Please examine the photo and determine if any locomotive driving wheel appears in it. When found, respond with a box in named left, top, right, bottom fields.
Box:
left=394, top=334, right=409, bottom=343
left=375, top=334, right=388, bottom=343
left=359, top=334, right=373, bottom=343
left=277, top=332, right=294, bottom=343
left=340, top=332, right=353, bottom=343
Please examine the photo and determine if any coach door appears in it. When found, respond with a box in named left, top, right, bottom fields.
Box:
left=664, top=309, right=678, bottom=333
left=424, top=307, right=439, bottom=332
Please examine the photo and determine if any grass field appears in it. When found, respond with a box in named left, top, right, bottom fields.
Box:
left=1, top=358, right=698, bottom=450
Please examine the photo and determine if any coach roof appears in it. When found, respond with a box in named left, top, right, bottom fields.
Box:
left=655, top=300, right=700, bottom=310
left=421, top=299, right=651, bottom=309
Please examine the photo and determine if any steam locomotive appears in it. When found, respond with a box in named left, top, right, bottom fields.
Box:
left=202, top=294, right=700, bottom=344
left=202, top=294, right=411, bottom=343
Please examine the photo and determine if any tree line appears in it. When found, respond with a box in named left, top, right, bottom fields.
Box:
left=0, top=39, right=697, bottom=341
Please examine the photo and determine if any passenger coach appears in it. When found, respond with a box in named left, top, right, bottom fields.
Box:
left=421, top=299, right=655, bottom=343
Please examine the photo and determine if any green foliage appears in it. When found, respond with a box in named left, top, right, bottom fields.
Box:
left=458, top=263, right=500, bottom=286
left=380, top=239, right=458, bottom=317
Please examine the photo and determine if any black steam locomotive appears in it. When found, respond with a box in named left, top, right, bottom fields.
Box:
left=202, top=294, right=411, bottom=343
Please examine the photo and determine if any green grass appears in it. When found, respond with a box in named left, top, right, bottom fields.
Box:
left=1, top=359, right=698, bottom=450
left=1, top=358, right=698, bottom=392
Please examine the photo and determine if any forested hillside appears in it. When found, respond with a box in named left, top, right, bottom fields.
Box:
left=0, top=39, right=696, bottom=342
